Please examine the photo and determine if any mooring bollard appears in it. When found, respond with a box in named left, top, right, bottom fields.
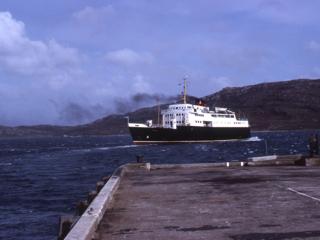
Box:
left=146, top=162, right=151, bottom=171
left=136, top=155, right=144, bottom=163
left=309, top=134, right=319, bottom=157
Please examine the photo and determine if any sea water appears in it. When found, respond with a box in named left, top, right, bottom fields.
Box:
left=0, top=130, right=318, bottom=240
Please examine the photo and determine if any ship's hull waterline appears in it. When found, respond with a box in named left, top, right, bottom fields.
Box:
left=129, top=126, right=251, bottom=144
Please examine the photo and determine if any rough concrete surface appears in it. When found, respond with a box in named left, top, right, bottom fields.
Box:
left=96, top=166, right=320, bottom=240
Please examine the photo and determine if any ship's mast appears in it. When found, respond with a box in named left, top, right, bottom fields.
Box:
left=157, top=97, right=160, bottom=126
left=183, top=77, right=187, bottom=104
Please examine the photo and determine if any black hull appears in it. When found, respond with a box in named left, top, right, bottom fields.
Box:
left=129, top=126, right=251, bottom=144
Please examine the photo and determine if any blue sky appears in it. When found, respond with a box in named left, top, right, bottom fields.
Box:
left=0, top=0, right=320, bottom=126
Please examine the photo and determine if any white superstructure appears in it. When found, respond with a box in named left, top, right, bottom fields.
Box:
left=161, top=103, right=249, bottom=129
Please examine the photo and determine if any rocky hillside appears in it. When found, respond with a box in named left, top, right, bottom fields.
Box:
left=204, top=79, right=320, bottom=130
left=0, top=79, right=319, bottom=137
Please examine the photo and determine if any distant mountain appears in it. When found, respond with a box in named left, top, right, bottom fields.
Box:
left=0, top=79, right=319, bottom=137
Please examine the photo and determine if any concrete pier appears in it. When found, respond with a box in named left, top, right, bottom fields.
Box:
left=65, top=157, right=320, bottom=240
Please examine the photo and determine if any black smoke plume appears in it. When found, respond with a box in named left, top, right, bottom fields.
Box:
left=114, top=93, right=178, bottom=114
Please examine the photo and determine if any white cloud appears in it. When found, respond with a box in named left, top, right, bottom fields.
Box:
left=253, top=0, right=320, bottom=25
left=132, top=74, right=152, bottom=92
left=0, top=11, right=82, bottom=88
left=307, top=40, right=320, bottom=52
left=105, top=48, right=154, bottom=66
left=73, top=5, right=115, bottom=22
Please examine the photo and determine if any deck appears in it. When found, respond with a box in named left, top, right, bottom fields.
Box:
left=94, top=164, right=320, bottom=240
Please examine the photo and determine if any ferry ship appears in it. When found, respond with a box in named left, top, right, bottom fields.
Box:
left=128, top=80, right=250, bottom=143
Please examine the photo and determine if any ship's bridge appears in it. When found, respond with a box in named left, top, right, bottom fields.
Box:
left=161, top=103, right=212, bottom=128
left=163, top=104, right=210, bottom=113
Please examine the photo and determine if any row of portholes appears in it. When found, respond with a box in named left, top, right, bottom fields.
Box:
left=165, top=121, right=185, bottom=124
left=165, top=113, right=185, bottom=117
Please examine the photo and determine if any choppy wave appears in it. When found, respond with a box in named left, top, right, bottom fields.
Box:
left=0, top=163, right=12, bottom=166
left=96, top=145, right=141, bottom=150
left=243, top=136, right=262, bottom=142
left=71, top=144, right=142, bottom=153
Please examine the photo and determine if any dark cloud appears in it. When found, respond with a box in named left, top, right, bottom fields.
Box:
left=58, top=102, right=106, bottom=125
left=114, top=93, right=178, bottom=114
left=132, top=93, right=177, bottom=103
